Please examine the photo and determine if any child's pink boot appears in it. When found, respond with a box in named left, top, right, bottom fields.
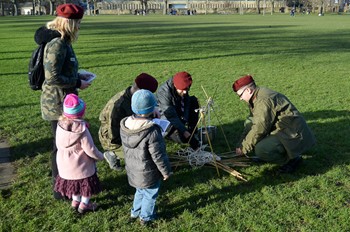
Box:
left=78, top=202, right=98, bottom=214
left=71, top=200, right=80, bottom=211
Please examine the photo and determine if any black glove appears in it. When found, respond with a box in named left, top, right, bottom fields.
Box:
left=189, top=137, right=200, bottom=150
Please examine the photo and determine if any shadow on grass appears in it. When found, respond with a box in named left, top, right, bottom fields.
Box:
left=9, top=135, right=53, bottom=160
left=0, top=102, right=38, bottom=110
left=157, top=109, right=350, bottom=219
left=98, top=169, right=132, bottom=210
left=8, top=109, right=350, bottom=218
left=10, top=118, right=101, bottom=161
left=76, top=20, right=350, bottom=70
left=4, top=18, right=350, bottom=77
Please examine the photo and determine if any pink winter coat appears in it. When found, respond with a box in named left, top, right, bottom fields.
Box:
left=56, top=119, right=104, bottom=180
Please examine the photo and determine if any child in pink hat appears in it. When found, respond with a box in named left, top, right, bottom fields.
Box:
left=54, top=94, right=104, bottom=214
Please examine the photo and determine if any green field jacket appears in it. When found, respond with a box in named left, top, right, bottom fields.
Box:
left=40, top=36, right=80, bottom=121
left=98, top=87, right=133, bottom=151
left=240, top=87, right=316, bottom=157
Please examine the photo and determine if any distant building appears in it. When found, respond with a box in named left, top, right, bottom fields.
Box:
left=96, top=0, right=271, bottom=15
left=3, top=0, right=344, bottom=16
left=0, top=2, right=15, bottom=16
left=19, top=2, right=48, bottom=15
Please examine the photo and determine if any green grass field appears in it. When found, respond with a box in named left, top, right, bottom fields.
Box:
left=1, top=13, right=350, bottom=231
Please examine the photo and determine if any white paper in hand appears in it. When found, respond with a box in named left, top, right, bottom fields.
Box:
left=152, top=118, right=170, bottom=136
left=79, top=70, right=96, bottom=83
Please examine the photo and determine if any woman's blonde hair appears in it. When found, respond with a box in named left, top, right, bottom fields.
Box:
left=46, top=17, right=80, bottom=43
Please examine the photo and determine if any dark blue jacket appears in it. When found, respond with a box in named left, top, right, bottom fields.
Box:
left=156, top=78, right=191, bottom=135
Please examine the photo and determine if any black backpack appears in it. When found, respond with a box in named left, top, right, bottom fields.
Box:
left=28, top=43, right=46, bottom=91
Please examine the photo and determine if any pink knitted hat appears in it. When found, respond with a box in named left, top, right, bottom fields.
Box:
left=63, top=94, right=86, bottom=119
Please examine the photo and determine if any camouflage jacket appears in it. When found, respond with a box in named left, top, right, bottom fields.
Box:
left=35, top=26, right=81, bottom=121
left=240, top=87, right=316, bottom=156
left=98, top=86, right=133, bottom=151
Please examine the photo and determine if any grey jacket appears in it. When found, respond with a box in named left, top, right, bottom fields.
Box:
left=120, top=116, right=172, bottom=188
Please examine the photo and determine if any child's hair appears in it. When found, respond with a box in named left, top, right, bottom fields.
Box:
left=63, top=94, right=86, bottom=119
left=135, top=112, right=153, bottom=118
left=58, top=115, right=79, bottom=121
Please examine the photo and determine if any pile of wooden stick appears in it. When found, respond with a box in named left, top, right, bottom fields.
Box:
left=169, top=148, right=250, bottom=181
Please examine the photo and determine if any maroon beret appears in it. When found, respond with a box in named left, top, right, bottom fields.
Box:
left=173, top=71, right=192, bottom=90
left=56, top=4, right=84, bottom=19
left=135, top=73, right=158, bottom=93
left=232, top=75, right=255, bottom=92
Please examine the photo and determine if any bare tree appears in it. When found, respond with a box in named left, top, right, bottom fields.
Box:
left=0, top=2, right=4, bottom=16
left=256, top=0, right=261, bottom=13
left=49, top=0, right=54, bottom=15
left=308, top=0, right=337, bottom=14
left=338, top=0, right=344, bottom=12
left=317, top=0, right=324, bottom=14
left=32, top=0, right=35, bottom=14
left=85, top=0, right=101, bottom=15
left=163, top=0, right=167, bottom=15
left=11, top=0, right=18, bottom=15
left=140, top=0, right=147, bottom=14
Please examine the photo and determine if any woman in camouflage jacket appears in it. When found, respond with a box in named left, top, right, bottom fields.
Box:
left=35, top=4, right=90, bottom=199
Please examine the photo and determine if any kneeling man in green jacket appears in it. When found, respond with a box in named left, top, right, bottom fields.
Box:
left=233, top=75, right=316, bottom=173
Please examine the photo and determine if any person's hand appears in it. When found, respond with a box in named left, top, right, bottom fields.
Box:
left=183, top=131, right=191, bottom=139
left=79, top=80, right=91, bottom=90
left=189, top=137, right=200, bottom=150
left=79, top=71, right=95, bottom=82
left=163, top=172, right=173, bottom=180
left=153, top=108, right=161, bottom=119
left=236, top=147, right=243, bottom=156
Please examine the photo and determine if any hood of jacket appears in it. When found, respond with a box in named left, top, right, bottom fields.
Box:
left=34, top=26, right=61, bottom=45
left=120, top=116, right=157, bottom=149
left=56, top=119, right=86, bottom=149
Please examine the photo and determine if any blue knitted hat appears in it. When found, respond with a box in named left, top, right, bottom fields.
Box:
left=131, top=89, right=156, bottom=115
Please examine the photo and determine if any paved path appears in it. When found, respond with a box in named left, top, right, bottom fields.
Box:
left=0, top=138, right=15, bottom=190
